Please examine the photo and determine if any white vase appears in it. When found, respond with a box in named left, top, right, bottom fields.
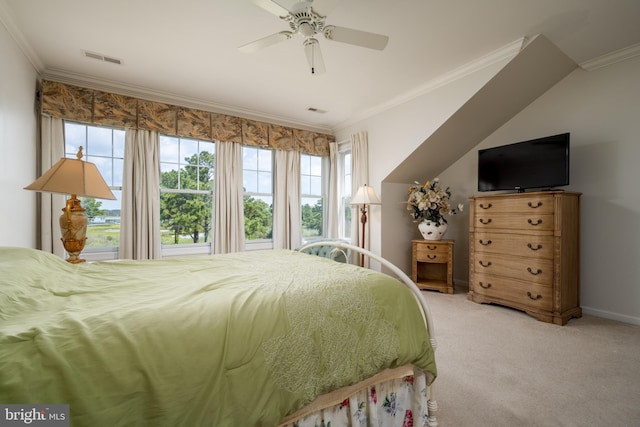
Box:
left=418, top=220, right=448, bottom=240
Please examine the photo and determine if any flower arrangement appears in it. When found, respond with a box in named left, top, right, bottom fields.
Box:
left=407, top=178, right=463, bottom=226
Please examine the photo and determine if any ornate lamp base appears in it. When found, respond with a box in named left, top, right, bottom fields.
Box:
left=59, top=195, right=88, bottom=263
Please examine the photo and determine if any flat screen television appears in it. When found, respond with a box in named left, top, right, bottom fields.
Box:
left=478, top=133, right=570, bottom=192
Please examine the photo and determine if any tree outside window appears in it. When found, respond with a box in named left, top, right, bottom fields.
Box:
left=160, top=136, right=214, bottom=246
left=301, top=154, right=323, bottom=239
left=243, top=147, right=273, bottom=241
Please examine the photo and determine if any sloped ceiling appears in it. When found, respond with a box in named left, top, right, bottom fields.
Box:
left=384, top=35, right=578, bottom=184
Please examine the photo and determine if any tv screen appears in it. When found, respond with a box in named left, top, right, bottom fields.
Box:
left=478, top=133, right=570, bottom=192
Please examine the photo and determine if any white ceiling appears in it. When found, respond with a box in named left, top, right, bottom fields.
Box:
left=2, top=0, right=640, bottom=133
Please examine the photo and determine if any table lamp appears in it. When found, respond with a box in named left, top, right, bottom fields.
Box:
left=25, top=147, right=116, bottom=263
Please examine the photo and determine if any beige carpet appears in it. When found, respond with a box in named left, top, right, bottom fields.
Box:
left=421, top=289, right=640, bottom=426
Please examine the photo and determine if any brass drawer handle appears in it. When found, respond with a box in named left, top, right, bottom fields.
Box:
left=527, top=292, right=542, bottom=301
left=479, top=281, right=492, bottom=289
left=479, top=260, right=492, bottom=267
left=479, top=203, right=493, bottom=209
left=528, top=201, right=543, bottom=208
left=427, top=245, right=437, bottom=250
left=427, top=255, right=437, bottom=260
left=479, top=218, right=492, bottom=224
left=527, top=243, right=542, bottom=251
left=479, top=239, right=492, bottom=246
left=527, top=267, right=542, bottom=275
left=527, top=218, right=543, bottom=226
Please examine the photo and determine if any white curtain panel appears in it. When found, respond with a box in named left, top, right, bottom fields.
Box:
left=214, top=141, right=245, bottom=253
left=350, top=132, right=370, bottom=265
left=273, top=149, right=301, bottom=249
left=120, top=129, right=161, bottom=260
left=326, top=142, right=340, bottom=239
left=39, top=115, right=66, bottom=257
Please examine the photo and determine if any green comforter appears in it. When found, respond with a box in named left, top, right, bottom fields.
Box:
left=0, top=247, right=436, bottom=426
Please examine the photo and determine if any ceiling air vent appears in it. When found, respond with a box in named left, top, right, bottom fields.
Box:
left=83, top=50, right=122, bottom=65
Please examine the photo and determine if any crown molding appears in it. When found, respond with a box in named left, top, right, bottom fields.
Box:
left=334, top=37, right=527, bottom=133
left=579, top=42, right=640, bottom=71
left=0, top=0, right=44, bottom=72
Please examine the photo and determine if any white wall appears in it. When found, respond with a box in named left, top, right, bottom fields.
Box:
left=440, top=55, right=640, bottom=324
left=339, top=52, right=640, bottom=324
left=0, top=21, right=38, bottom=247
left=335, top=58, right=512, bottom=271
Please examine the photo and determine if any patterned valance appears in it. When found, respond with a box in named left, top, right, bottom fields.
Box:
left=40, top=80, right=333, bottom=156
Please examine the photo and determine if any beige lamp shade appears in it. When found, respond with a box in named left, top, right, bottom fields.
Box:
left=24, top=155, right=116, bottom=200
left=350, top=184, right=381, bottom=205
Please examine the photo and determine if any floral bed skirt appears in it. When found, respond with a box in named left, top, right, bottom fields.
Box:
left=279, top=365, right=435, bottom=427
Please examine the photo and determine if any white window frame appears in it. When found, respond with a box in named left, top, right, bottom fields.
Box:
left=159, top=135, right=215, bottom=257
left=338, top=142, right=352, bottom=241
left=300, top=153, right=327, bottom=243
left=63, top=121, right=124, bottom=262
left=242, top=146, right=274, bottom=250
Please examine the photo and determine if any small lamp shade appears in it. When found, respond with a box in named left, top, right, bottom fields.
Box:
left=351, top=184, right=381, bottom=205
left=24, top=147, right=115, bottom=263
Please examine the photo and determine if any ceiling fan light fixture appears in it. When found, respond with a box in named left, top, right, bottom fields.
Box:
left=298, top=22, right=315, bottom=37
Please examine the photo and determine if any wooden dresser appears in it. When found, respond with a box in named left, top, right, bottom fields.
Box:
left=468, top=191, right=581, bottom=325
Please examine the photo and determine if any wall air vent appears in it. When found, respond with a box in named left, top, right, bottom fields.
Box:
left=83, top=50, right=122, bottom=65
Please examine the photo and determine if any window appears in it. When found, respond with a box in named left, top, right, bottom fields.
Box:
left=64, top=122, right=124, bottom=252
left=301, top=154, right=324, bottom=240
left=159, top=136, right=215, bottom=252
left=339, top=150, right=352, bottom=240
left=242, top=146, right=273, bottom=241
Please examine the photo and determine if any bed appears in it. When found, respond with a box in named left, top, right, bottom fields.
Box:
left=0, top=244, right=438, bottom=426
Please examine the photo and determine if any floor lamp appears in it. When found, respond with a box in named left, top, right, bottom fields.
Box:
left=351, top=184, right=381, bottom=267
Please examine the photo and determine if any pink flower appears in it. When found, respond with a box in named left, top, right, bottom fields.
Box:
left=403, top=409, right=414, bottom=427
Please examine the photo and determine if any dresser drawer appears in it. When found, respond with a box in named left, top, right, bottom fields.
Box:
left=473, top=212, right=554, bottom=231
left=473, top=253, right=553, bottom=285
left=472, top=273, right=553, bottom=311
left=473, top=232, right=553, bottom=260
left=415, top=243, right=451, bottom=263
left=474, top=195, right=554, bottom=214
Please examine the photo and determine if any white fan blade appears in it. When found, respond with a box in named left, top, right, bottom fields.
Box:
left=323, top=25, right=389, bottom=50
left=304, top=38, right=326, bottom=75
left=253, top=0, right=291, bottom=17
left=239, top=31, right=294, bottom=54
left=310, top=0, right=342, bottom=16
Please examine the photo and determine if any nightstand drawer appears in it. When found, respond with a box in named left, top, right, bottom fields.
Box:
left=415, top=243, right=451, bottom=263
left=473, top=253, right=553, bottom=285
left=472, top=273, right=553, bottom=311
left=474, top=232, right=553, bottom=259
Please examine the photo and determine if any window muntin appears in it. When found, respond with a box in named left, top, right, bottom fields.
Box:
left=243, top=147, right=273, bottom=241
left=301, top=154, right=324, bottom=239
left=64, top=122, right=124, bottom=250
left=159, top=136, right=214, bottom=247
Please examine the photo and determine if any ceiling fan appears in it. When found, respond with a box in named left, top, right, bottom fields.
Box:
left=239, top=0, right=389, bottom=75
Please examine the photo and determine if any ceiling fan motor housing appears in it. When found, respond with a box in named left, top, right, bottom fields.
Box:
left=284, top=3, right=326, bottom=37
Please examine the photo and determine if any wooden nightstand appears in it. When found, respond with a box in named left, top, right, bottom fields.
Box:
left=412, top=239, right=454, bottom=294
